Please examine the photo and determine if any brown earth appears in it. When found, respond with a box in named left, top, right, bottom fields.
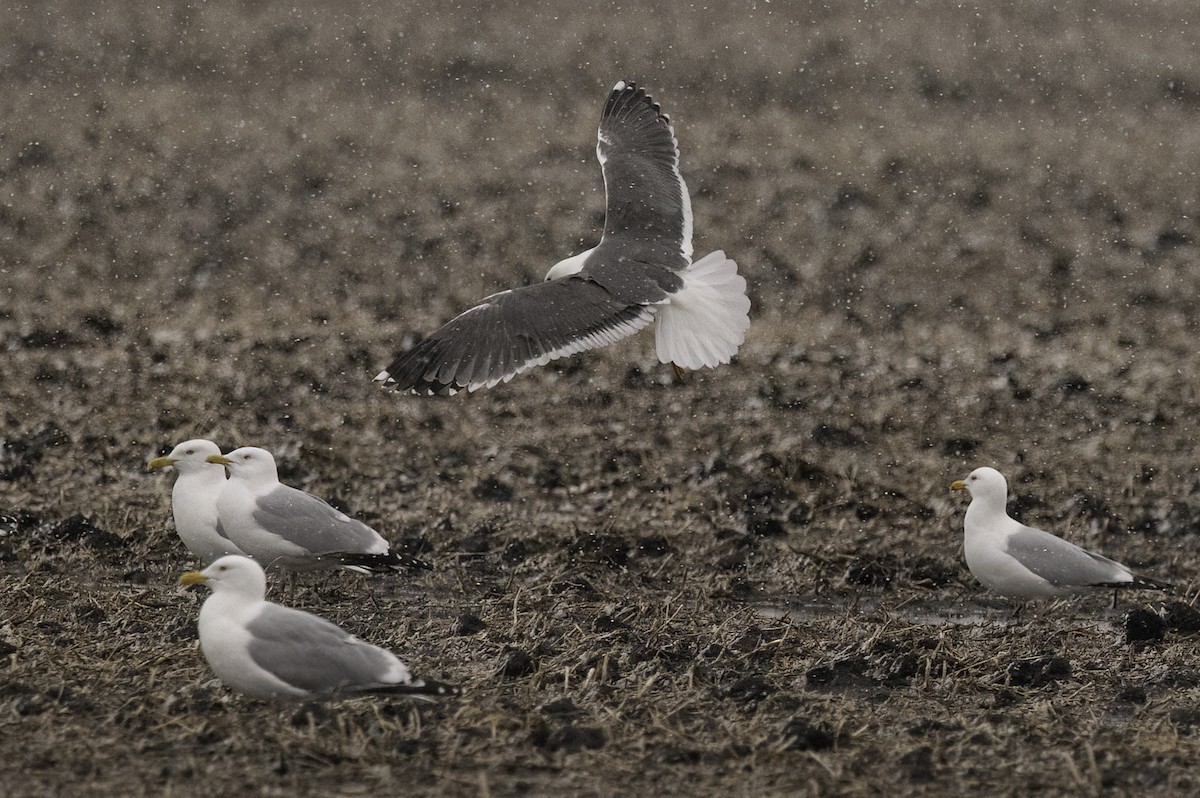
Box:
left=3, top=1, right=1200, bottom=795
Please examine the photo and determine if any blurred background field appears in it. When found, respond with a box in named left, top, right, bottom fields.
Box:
left=3, top=2, right=1200, bottom=795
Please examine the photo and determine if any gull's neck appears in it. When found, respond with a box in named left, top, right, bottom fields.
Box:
left=965, top=489, right=1010, bottom=529
left=545, top=246, right=596, bottom=280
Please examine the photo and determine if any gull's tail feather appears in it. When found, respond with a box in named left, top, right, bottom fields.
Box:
left=654, top=251, right=750, bottom=370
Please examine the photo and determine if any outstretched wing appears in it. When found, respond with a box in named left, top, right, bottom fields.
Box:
left=594, top=80, right=693, bottom=270
left=375, top=278, right=657, bottom=395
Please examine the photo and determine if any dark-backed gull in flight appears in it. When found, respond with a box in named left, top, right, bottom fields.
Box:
left=375, top=80, right=751, bottom=395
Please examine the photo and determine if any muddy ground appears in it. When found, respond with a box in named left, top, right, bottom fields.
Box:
left=3, top=1, right=1200, bottom=795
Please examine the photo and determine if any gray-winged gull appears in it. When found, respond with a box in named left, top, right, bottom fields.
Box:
left=179, top=555, right=460, bottom=700
left=207, top=446, right=428, bottom=573
left=148, top=439, right=247, bottom=564
left=951, top=467, right=1171, bottom=599
left=375, top=80, right=751, bottom=395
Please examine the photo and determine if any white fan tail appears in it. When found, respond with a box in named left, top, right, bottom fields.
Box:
left=654, top=250, right=751, bottom=370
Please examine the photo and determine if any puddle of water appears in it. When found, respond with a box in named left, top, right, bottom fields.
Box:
left=753, top=596, right=1115, bottom=632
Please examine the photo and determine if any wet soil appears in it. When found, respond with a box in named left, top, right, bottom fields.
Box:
left=2, top=2, right=1200, bottom=796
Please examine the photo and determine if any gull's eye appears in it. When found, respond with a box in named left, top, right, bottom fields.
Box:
left=243, top=454, right=252, bottom=461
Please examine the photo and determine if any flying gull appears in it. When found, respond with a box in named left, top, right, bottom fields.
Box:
left=148, top=439, right=247, bottom=564
left=207, top=446, right=428, bottom=573
left=375, top=80, right=751, bottom=394
left=950, top=467, right=1171, bottom=599
left=179, top=555, right=460, bottom=700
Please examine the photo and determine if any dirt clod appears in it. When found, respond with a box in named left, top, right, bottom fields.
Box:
left=1125, top=607, right=1167, bottom=644
left=1163, top=602, right=1200, bottom=634
left=1006, top=656, right=1073, bottom=688
left=500, top=648, right=538, bottom=680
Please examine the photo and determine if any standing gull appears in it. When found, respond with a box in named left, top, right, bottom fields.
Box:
left=148, top=439, right=247, bottom=564
left=180, top=555, right=460, bottom=700
left=950, top=467, right=1171, bottom=599
left=375, top=80, right=751, bottom=395
left=207, top=446, right=427, bottom=573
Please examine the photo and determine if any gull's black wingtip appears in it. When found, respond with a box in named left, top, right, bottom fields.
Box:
left=379, top=678, right=464, bottom=699
left=374, top=347, right=467, bottom=396
left=603, top=79, right=666, bottom=123
left=420, top=678, right=464, bottom=698
left=1132, top=574, right=1174, bottom=593
left=336, top=550, right=434, bottom=574
left=1095, top=574, right=1174, bottom=593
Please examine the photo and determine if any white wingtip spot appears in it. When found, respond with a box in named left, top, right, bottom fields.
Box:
left=612, top=80, right=626, bottom=92
left=373, top=370, right=393, bottom=384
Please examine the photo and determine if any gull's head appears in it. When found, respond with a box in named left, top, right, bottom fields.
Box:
left=951, top=466, right=1008, bottom=502
left=206, top=446, right=278, bottom=484
left=148, top=439, right=224, bottom=474
left=545, top=247, right=594, bottom=281
left=180, top=554, right=267, bottom=600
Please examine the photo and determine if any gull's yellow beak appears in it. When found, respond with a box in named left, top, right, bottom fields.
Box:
left=206, top=454, right=233, bottom=466
left=179, top=571, right=208, bottom=586
left=950, top=480, right=967, bottom=492
left=147, top=456, right=176, bottom=471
